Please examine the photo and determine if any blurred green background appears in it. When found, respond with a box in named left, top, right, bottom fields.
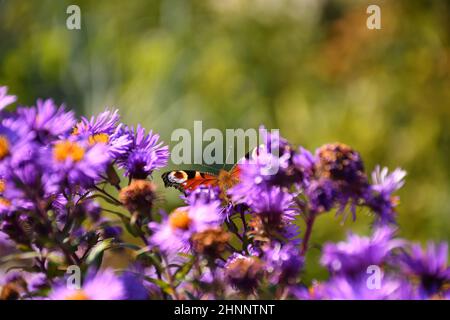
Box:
left=1, top=0, right=449, bottom=280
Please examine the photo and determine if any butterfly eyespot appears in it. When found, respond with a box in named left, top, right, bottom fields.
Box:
left=169, top=171, right=188, bottom=183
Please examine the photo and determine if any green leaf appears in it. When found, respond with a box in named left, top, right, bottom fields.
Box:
left=0, top=251, right=41, bottom=265
left=145, top=277, right=174, bottom=296
left=86, top=238, right=114, bottom=266
left=174, top=257, right=195, bottom=282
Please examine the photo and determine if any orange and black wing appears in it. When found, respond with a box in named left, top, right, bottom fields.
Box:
left=161, top=170, right=219, bottom=193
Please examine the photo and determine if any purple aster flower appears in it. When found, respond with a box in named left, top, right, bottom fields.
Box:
left=124, top=265, right=162, bottom=298
left=117, top=125, right=169, bottom=179
left=232, top=147, right=305, bottom=199
left=0, top=86, right=17, bottom=111
left=0, top=123, right=35, bottom=172
left=263, top=242, right=303, bottom=285
left=292, top=146, right=315, bottom=184
left=242, top=187, right=301, bottom=244
left=323, top=276, right=414, bottom=300
left=47, top=138, right=109, bottom=188
left=399, top=242, right=450, bottom=298
left=73, top=109, right=132, bottom=158
left=306, top=178, right=337, bottom=214
left=182, top=185, right=221, bottom=206
left=49, top=269, right=125, bottom=300
left=321, top=226, right=404, bottom=278
left=371, top=166, right=406, bottom=194
left=258, top=125, right=291, bottom=157
left=365, top=166, right=406, bottom=224
left=149, top=201, right=223, bottom=254
left=75, top=109, right=120, bottom=135
left=228, top=147, right=292, bottom=205
left=14, top=99, right=75, bottom=143
left=0, top=143, right=54, bottom=220
left=1, top=155, right=58, bottom=215
left=120, top=272, right=149, bottom=300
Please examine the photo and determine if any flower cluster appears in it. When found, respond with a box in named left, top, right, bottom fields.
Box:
left=0, top=86, right=448, bottom=300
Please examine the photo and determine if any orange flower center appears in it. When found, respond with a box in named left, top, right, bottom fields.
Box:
left=0, top=198, right=11, bottom=207
left=88, top=133, right=109, bottom=145
left=0, top=179, right=5, bottom=193
left=0, top=135, right=10, bottom=160
left=64, top=289, right=90, bottom=300
left=53, top=140, right=85, bottom=162
left=169, top=209, right=191, bottom=230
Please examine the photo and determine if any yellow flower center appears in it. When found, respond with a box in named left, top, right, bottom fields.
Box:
left=64, top=289, right=90, bottom=300
left=169, top=209, right=191, bottom=230
left=0, top=135, right=10, bottom=160
left=88, top=133, right=109, bottom=145
left=53, top=140, right=85, bottom=162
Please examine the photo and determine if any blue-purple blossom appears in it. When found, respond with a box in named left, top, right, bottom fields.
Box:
left=365, top=166, right=406, bottom=224
left=322, top=276, right=414, bottom=300
left=14, top=99, right=75, bottom=143
left=182, top=185, right=221, bottom=206
left=73, top=109, right=132, bottom=158
left=0, top=86, right=447, bottom=301
left=49, top=269, right=125, bottom=300
left=321, top=226, right=404, bottom=277
left=399, top=242, right=450, bottom=298
left=120, top=272, right=149, bottom=300
left=117, top=125, right=169, bottom=179
left=263, top=242, right=303, bottom=284
left=292, top=147, right=315, bottom=184
left=0, top=86, right=16, bottom=111
left=230, top=146, right=300, bottom=204
left=47, top=138, right=109, bottom=188
left=149, top=200, right=223, bottom=254
left=306, top=178, right=337, bottom=213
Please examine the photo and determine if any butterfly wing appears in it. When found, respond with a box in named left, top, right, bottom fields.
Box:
left=161, top=147, right=257, bottom=193
left=162, top=170, right=219, bottom=192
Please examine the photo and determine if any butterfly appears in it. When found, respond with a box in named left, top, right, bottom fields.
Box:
left=161, top=148, right=258, bottom=194
left=161, top=166, right=241, bottom=194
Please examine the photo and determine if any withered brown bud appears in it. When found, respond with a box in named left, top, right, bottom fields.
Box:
left=191, top=227, right=230, bottom=257
left=0, top=277, right=27, bottom=300
left=315, top=143, right=368, bottom=191
left=0, top=283, right=21, bottom=300
left=247, top=215, right=287, bottom=244
left=224, top=255, right=263, bottom=294
left=119, top=180, right=156, bottom=213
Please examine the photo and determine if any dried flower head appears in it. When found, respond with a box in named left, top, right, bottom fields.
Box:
left=224, top=254, right=264, bottom=294
left=315, top=143, right=368, bottom=193
left=191, top=227, right=230, bottom=257
left=119, top=179, right=156, bottom=213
